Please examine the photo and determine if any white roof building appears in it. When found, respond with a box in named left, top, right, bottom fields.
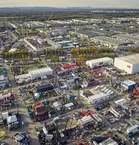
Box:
left=121, top=80, right=136, bottom=90
left=15, top=74, right=30, bottom=80
left=28, top=67, right=53, bottom=79
left=122, top=80, right=136, bottom=86
left=86, top=57, right=113, bottom=68
left=92, top=36, right=130, bottom=47
left=99, top=138, right=118, bottom=145
left=113, top=34, right=139, bottom=43
left=15, top=67, right=53, bottom=81
left=0, top=75, right=9, bottom=87
left=53, top=101, right=62, bottom=111
left=115, top=99, right=129, bottom=109
left=127, top=124, right=139, bottom=134
left=79, top=116, right=93, bottom=125
left=114, top=54, right=139, bottom=74
left=88, top=92, right=110, bottom=104
left=80, top=89, right=111, bottom=104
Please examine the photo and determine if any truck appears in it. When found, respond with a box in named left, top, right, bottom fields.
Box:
left=34, top=104, right=46, bottom=115
left=32, top=104, right=48, bottom=121
left=7, top=115, right=19, bottom=130
left=12, top=133, right=30, bottom=145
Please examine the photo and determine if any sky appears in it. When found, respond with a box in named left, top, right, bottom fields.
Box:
left=0, top=0, right=138, bottom=8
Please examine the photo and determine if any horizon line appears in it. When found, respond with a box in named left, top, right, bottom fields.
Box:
left=0, top=6, right=138, bottom=9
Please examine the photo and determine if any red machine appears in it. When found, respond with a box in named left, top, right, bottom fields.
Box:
left=33, top=103, right=48, bottom=121
left=33, top=104, right=46, bottom=115
left=131, top=88, right=139, bottom=96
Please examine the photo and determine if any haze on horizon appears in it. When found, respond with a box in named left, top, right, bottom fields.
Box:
left=0, top=0, right=138, bottom=8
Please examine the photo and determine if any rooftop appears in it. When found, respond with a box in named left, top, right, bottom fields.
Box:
left=80, top=116, right=93, bottom=124
left=61, top=64, right=78, bottom=70
left=116, top=54, right=139, bottom=64
left=76, top=30, right=99, bottom=38
left=86, top=57, right=113, bottom=64
left=88, top=92, right=108, bottom=102
left=36, top=83, right=54, bottom=92
left=28, top=67, right=53, bottom=76
left=92, top=36, right=130, bottom=46
left=113, top=34, right=139, bottom=42
left=92, top=29, right=117, bottom=36
left=99, top=138, right=118, bottom=145
left=115, top=99, right=128, bottom=105
left=122, top=80, right=136, bottom=86
left=127, top=124, right=139, bottom=133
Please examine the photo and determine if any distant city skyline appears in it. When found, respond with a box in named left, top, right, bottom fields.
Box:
left=0, top=0, right=138, bottom=8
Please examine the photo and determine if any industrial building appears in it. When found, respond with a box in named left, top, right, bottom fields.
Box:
left=87, top=93, right=110, bottom=104
left=92, top=137, right=118, bottom=145
left=24, top=38, right=38, bottom=51
left=127, top=124, right=139, bottom=138
left=114, top=54, right=139, bottom=74
left=28, top=67, right=53, bottom=80
left=79, top=116, right=93, bottom=126
left=86, top=57, right=113, bottom=68
left=15, top=67, right=53, bottom=83
left=0, top=75, right=11, bottom=89
left=71, top=30, right=99, bottom=39
left=79, top=89, right=111, bottom=105
left=121, top=80, right=136, bottom=91
left=115, top=99, right=129, bottom=110
left=52, top=101, right=62, bottom=111
left=24, top=21, right=44, bottom=29
left=113, top=34, right=139, bottom=43
left=36, top=83, right=54, bottom=93
left=109, top=106, right=126, bottom=118
left=92, top=36, right=130, bottom=48
left=91, top=29, right=118, bottom=37
left=99, top=138, right=118, bottom=145
left=46, top=39, right=62, bottom=49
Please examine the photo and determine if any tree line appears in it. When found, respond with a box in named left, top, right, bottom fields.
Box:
left=71, top=47, right=114, bottom=56
left=1, top=48, right=66, bottom=60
